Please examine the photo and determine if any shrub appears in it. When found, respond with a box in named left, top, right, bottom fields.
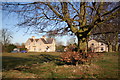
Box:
left=3, top=44, right=17, bottom=52
left=56, top=45, right=65, bottom=52
left=60, top=44, right=97, bottom=65
left=60, top=51, right=96, bottom=65
left=20, top=48, right=27, bottom=51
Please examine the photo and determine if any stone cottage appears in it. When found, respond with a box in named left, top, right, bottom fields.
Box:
left=88, top=39, right=108, bottom=52
left=25, top=36, right=56, bottom=52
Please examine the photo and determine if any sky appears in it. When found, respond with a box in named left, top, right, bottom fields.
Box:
left=2, top=7, right=77, bottom=45
left=1, top=1, right=119, bottom=45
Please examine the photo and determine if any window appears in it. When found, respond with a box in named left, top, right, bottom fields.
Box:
left=101, top=47, right=104, bottom=51
left=91, top=43, right=94, bottom=45
left=46, top=46, right=49, bottom=50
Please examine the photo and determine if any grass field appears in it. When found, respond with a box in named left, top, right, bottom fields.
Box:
left=2, top=52, right=119, bottom=79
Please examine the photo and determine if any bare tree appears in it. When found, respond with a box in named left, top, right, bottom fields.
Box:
left=2, top=2, right=120, bottom=52
left=0, top=28, right=13, bottom=52
left=0, top=28, right=12, bottom=46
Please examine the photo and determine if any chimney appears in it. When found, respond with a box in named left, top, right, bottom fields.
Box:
left=42, top=35, right=46, bottom=39
left=32, top=36, right=35, bottom=39
left=42, top=35, right=47, bottom=42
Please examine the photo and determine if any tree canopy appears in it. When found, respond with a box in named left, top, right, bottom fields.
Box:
left=2, top=2, right=120, bottom=51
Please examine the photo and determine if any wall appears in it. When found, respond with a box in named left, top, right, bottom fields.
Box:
left=25, top=38, right=56, bottom=52
left=88, top=40, right=108, bottom=52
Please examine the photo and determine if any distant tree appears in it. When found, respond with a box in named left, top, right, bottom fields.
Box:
left=21, top=43, right=25, bottom=47
left=0, top=28, right=12, bottom=46
left=55, top=39, right=65, bottom=52
left=5, top=44, right=17, bottom=52
left=56, top=45, right=65, bottom=52
left=0, top=28, right=13, bottom=52
left=19, top=43, right=27, bottom=51
left=2, top=2, right=120, bottom=52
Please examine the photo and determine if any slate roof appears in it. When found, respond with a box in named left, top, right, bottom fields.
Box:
left=47, top=38, right=54, bottom=44
left=29, top=38, right=34, bottom=42
left=89, top=39, right=108, bottom=45
left=40, top=38, right=48, bottom=44
left=35, top=39, right=39, bottom=42
left=29, top=38, right=53, bottom=44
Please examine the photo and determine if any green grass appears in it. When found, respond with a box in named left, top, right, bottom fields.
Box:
left=93, top=52, right=119, bottom=78
left=2, top=52, right=119, bottom=78
left=2, top=52, right=61, bottom=71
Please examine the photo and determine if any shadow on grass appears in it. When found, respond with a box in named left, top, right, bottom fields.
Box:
left=2, top=54, right=64, bottom=71
left=30, top=54, right=65, bottom=65
left=2, top=56, right=33, bottom=71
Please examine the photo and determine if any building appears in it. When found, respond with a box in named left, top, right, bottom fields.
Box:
left=25, top=36, right=56, bottom=52
left=88, top=39, right=108, bottom=52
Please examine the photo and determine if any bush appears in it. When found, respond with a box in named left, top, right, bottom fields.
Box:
left=60, top=44, right=97, bottom=65
left=56, top=45, right=65, bottom=52
left=3, top=44, right=17, bottom=52
left=20, top=48, right=27, bottom=51
left=60, top=51, right=95, bottom=65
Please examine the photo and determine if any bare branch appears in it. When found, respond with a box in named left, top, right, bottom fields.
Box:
left=45, top=2, right=63, bottom=19
left=102, top=4, right=120, bottom=17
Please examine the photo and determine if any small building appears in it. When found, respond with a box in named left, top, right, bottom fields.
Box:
left=88, top=39, right=108, bottom=52
left=25, top=36, right=56, bottom=52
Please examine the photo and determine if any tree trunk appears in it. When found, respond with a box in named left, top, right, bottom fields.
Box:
left=115, top=43, right=118, bottom=52
left=108, top=44, right=112, bottom=52
left=115, top=32, right=119, bottom=52
left=78, top=37, right=87, bottom=53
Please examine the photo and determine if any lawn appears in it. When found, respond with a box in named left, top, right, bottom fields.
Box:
left=93, top=52, right=119, bottom=78
left=2, top=52, right=119, bottom=79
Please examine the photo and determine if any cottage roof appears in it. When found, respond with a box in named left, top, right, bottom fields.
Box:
left=47, top=38, right=54, bottom=44
left=35, top=39, right=39, bottom=42
left=28, top=37, right=54, bottom=44
left=29, top=38, right=34, bottom=42
left=40, top=38, right=47, bottom=44
left=40, top=38, right=53, bottom=44
left=89, top=39, right=107, bottom=45
left=17, top=46, right=25, bottom=48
